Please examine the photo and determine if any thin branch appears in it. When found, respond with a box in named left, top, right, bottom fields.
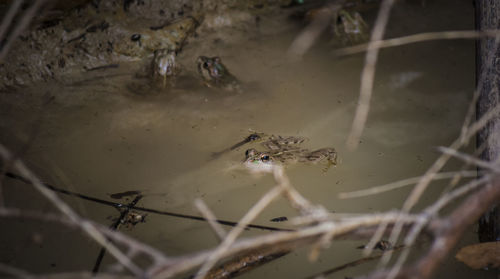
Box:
left=193, top=181, right=284, bottom=279
left=150, top=212, right=420, bottom=278
left=3, top=171, right=289, bottom=232
left=0, top=0, right=47, bottom=62
left=364, top=218, right=389, bottom=257
left=383, top=101, right=500, bottom=267
left=379, top=26, right=500, bottom=269
left=443, top=138, right=488, bottom=194
left=437, top=146, right=499, bottom=171
left=305, top=244, right=407, bottom=279
left=194, top=198, right=227, bottom=242
left=346, top=0, right=396, bottom=150
left=460, top=88, right=481, bottom=145
left=0, top=207, right=171, bottom=268
left=287, top=1, right=344, bottom=59
left=273, top=165, right=321, bottom=215
left=465, top=100, right=500, bottom=140
left=385, top=175, right=491, bottom=279
left=93, top=195, right=144, bottom=274
left=414, top=177, right=500, bottom=279
left=335, top=30, right=500, bottom=56
left=338, top=170, right=478, bottom=199
left=364, top=176, right=500, bottom=279
left=427, top=175, right=491, bottom=215
left=0, top=0, right=24, bottom=42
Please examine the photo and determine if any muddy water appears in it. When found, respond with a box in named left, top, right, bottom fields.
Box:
left=0, top=1, right=490, bottom=278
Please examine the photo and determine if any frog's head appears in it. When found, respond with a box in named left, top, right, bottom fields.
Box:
left=197, top=56, right=225, bottom=81
left=244, top=149, right=275, bottom=173
left=154, top=49, right=176, bottom=76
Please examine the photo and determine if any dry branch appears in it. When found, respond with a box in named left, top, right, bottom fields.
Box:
left=0, top=0, right=48, bottom=62
left=338, top=170, right=478, bottom=199
left=346, top=0, right=396, bottom=150
left=149, top=212, right=421, bottom=278
left=195, top=198, right=227, bottom=242
left=0, top=144, right=144, bottom=276
left=360, top=176, right=500, bottom=279
left=4, top=171, right=288, bottom=232
left=0, top=207, right=171, bottom=272
left=335, top=30, right=500, bottom=56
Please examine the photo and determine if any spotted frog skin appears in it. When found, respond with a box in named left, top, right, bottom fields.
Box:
left=243, top=135, right=337, bottom=173
left=196, top=56, right=241, bottom=92
left=152, top=49, right=178, bottom=87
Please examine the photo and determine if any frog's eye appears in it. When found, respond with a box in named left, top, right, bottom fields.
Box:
left=203, top=62, right=209, bottom=69
left=248, top=134, right=260, bottom=141
left=261, top=155, right=270, bottom=162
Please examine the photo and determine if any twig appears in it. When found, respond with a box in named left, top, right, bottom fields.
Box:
left=273, top=165, right=320, bottom=215
left=193, top=184, right=284, bottom=279
left=381, top=102, right=500, bottom=268
left=195, top=198, right=227, bottom=241
left=338, top=170, right=478, bottom=199
left=0, top=0, right=24, bottom=45
left=203, top=246, right=290, bottom=279
left=0, top=143, right=144, bottom=276
left=4, top=171, right=289, bottom=232
left=287, top=2, right=344, bottom=59
left=459, top=88, right=481, bottom=145
left=0, top=0, right=47, bottom=62
left=414, top=177, right=500, bottom=279
left=437, top=146, right=500, bottom=172
left=444, top=139, right=488, bottom=194
left=379, top=26, right=500, bottom=271
left=364, top=218, right=389, bottom=257
left=93, top=195, right=144, bottom=274
left=334, top=30, right=500, bottom=56
left=465, top=100, right=500, bottom=140
left=304, top=245, right=407, bottom=279
left=150, top=212, right=420, bottom=278
left=363, top=176, right=500, bottom=279
left=308, top=222, right=336, bottom=261
left=385, top=175, right=491, bottom=279
left=346, top=0, right=396, bottom=150
left=0, top=207, right=171, bottom=271
left=427, top=175, right=491, bottom=215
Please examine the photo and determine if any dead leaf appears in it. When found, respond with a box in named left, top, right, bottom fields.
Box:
left=455, top=242, right=500, bottom=269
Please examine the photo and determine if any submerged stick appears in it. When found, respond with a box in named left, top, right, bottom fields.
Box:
left=92, top=195, right=143, bottom=274
left=211, top=133, right=264, bottom=159
left=204, top=246, right=291, bottom=279
left=4, top=172, right=289, bottom=232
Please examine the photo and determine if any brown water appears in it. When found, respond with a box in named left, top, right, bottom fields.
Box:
left=0, top=1, right=493, bottom=278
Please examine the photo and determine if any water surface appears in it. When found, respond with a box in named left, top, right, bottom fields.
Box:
left=0, top=1, right=489, bottom=278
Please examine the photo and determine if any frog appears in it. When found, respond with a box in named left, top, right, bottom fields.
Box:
left=332, top=10, right=369, bottom=46
left=302, top=6, right=368, bottom=47
left=357, top=240, right=393, bottom=251
left=243, top=135, right=337, bottom=173
left=121, top=211, right=147, bottom=229
left=196, top=56, right=242, bottom=92
left=152, top=48, right=178, bottom=87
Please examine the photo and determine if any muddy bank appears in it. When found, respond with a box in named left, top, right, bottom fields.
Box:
left=0, top=0, right=295, bottom=90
